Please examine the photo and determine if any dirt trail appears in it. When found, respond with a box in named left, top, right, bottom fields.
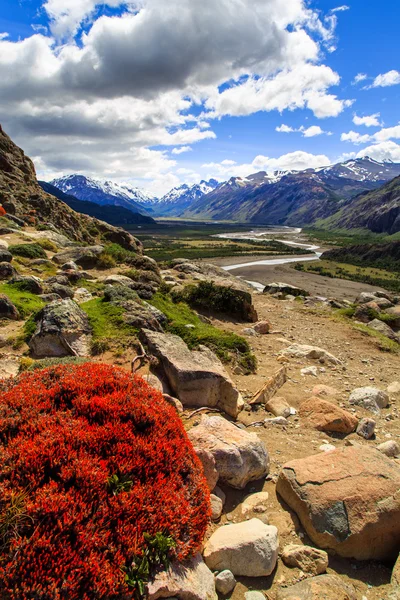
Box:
left=203, top=291, right=399, bottom=600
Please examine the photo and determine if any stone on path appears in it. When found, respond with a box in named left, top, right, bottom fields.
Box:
left=279, top=344, right=341, bottom=365
left=148, top=553, right=217, bottom=600
left=299, top=397, right=358, bottom=434
left=265, top=396, right=291, bottom=418
left=214, top=570, right=236, bottom=595
left=277, top=446, right=400, bottom=560
left=356, top=417, right=376, bottom=439
left=276, top=574, right=357, bottom=600
left=281, top=544, right=328, bottom=575
left=141, top=330, right=243, bottom=418
left=348, top=386, right=389, bottom=414
left=203, top=518, right=278, bottom=577
left=253, top=320, right=271, bottom=334
left=188, top=416, right=269, bottom=489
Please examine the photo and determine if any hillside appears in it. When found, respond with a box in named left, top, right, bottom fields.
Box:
left=317, top=176, right=400, bottom=234
left=39, top=181, right=156, bottom=226
left=322, top=240, right=400, bottom=272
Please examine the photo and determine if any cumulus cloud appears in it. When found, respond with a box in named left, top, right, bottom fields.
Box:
left=203, top=150, right=330, bottom=180
left=276, top=124, right=331, bottom=136
left=341, top=131, right=372, bottom=144
left=341, top=123, right=400, bottom=145
left=0, top=0, right=352, bottom=191
left=352, top=113, right=381, bottom=127
left=371, top=70, right=400, bottom=88
left=357, top=141, right=400, bottom=163
left=171, top=146, right=192, bottom=155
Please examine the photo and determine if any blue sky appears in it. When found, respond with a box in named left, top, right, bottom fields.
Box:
left=0, top=0, right=399, bottom=196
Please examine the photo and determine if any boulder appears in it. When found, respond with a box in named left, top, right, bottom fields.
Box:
left=276, top=574, right=357, bottom=600
left=193, top=448, right=219, bottom=491
left=103, top=274, right=134, bottom=286
left=203, top=518, right=278, bottom=577
left=253, top=320, right=271, bottom=334
left=0, top=294, right=20, bottom=320
left=61, top=261, right=79, bottom=271
left=264, top=282, right=309, bottom=297
left=356, top=291, right=378, bottom=304
left=148, top=553, right=217, bottom=600
left=141, top=330, right=243, bottom=418
left=188, top=416, right=269, bottom=489
left=29, top=299, right=92, bottom=358
left=73, top=288, right=93, bottom=304
left=52, top=245, right=104, bottom=268
left=367, top=319, right=399, bottom=342
left=0, top=248, right=12, bottom=262
left=47, top=283, right=74, bottom=299
left=279, top=344, right=341, bottom=365
left=348, top=386, right=389, bottom=414
left=281, top=544, right=328, bottom=575
left=10, top=275, right=43, bottom=295
left=356, top=417, right=376, bottom=439
left=377, top=440, right=400, bottom=458
left=0, top=261, right=15, bottom=279
left=385, top=306, right=400, bottom=328
left=265, top=396, right=291, bottom=418
left=277, top=446, right=400, bottom=560
left=299, top=397, right=358, bottom=434
left=214, top=570, right=236, bottom=595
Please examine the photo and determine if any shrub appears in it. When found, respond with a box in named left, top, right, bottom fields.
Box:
left=35, top=238, right=59, bottom=253
left=0, top=363, right=210, bottom=599
left=8, top=244, right=47, bottom=260
left=174, top=281, right=254, bottom=321
left=0, top=206, right=6, bottom=216
left=97, top=252, right=117, bottom=269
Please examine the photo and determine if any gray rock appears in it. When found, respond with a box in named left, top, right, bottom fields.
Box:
left=61, top=261, right=79, bottom=271
left=281, top=544, right=328, bottom=575
left=0, top=249, right=12, bottom=263
left=356, top=292, right=378, bottom=304
left=377, top=440, right=400, bottom=458
left=214, top=570, right=236, bottom=595
left=10, top=275, right=43, bottom=295
left=349, top=386, right=389, bottom=414
left=0, top=294, right=20, bottom=320
left=141, top=330, right=244, bottom=418
left=148, top=553, right=217, bottom=600
left=47, top=283, right=74, bottom=299
left=210, top=494, right=223, bottom=521
left=52, top=245, right=104, bottom=268
left=29, top=299, right=92, bottom=358
left=356, top=417, right=376, bottom=439
left=367, top=319, right=399, bottom=343
left=280, top=344, right=341, bottom=365
left=0, top=261, right=16, bottom=280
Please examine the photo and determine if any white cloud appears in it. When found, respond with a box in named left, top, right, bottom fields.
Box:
left=276, top=124, right=331, bottom=136
left=352, top=113, right=381, bottom=127
left=373, top=124, right=400, bottom=142
left=372, top=70, right=400, bottom=88
left=352, top=73, right=367, bottom=85
left=331, top=5, right=350, bottom=13
left=356, top=141, right=400, bottom=163
left=341, top=123, right=400, bottom=145
left=0, top=32, right=9, bottom=40
left=171, top=146, right=192, bottom=155
left=341, top=131, right=372, bottom=144
left=203, top=150, right=330, bottom=180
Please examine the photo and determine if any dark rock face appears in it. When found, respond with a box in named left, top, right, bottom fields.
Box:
left=47, top=284, right=74, bottom=299
left=52, top=246, right=105, bottom=268
left=0, top=294, right=20, bottom=320
left=0, top=261, right=16, bottom=280
left=0, top=249, right=12, bottom=263
left=29, top=298, right=92, bottom=357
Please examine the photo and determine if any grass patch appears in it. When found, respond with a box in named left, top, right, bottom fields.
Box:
left=20, top=356, right=91, bottom=371
left=79, top=279, right=106, bottom=294
left=35, top=239, right=59, bottom=253
left=9, top=244, right=47, bottom=260
left=353, top=323, right=400, bottom=354
left=149, top=292, right=257, bottom=373
left=80, top=297, right=138, bottom=346
left=0, top=283, right=44, bottom=319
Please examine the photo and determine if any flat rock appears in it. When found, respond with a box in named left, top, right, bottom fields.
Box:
left=141, top=330, right=243, bottom=418
left=203, top=518, right=278, bottom=577
left=264, top=282, right=309, bottom=297
left=281, top=544, right=328, bottom=575
left=312, top=384, right=339, bottom=398
left=188, top=416, right=269, bottom=489
left=280, top=344, right=341, bottom=365
left=53, top=245, right=104, bottom=268
left=277, top=446, right=400, bottom=560
left=148, top=553, right=217, bottom=600
left=29, top=298, right=92, bottom=358
left=299, top=397, right=358, bottom=434
left=276, top=574, right=357, bottom=600
left=348, top=386, right=389, bottom=414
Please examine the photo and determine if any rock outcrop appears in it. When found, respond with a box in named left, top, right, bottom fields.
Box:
left=141, top=330, right=244, bottom=418
left=277, top=446, right=400, bottom=560
left=188, top=416, right=269, bottom=489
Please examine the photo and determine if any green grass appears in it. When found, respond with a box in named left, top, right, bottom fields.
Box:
left=149, top=292, right=257, bottom=373
left=80, top=297, right=138, bottom=343
left=0, top=283, right=44, bottom=319
left=353, top=323, right=400, bottom=354
left=20, top=356, right=92, bottom=371
left=9, top=244, right=47, bottom=260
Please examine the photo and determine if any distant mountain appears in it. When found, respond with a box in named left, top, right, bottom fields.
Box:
left=183, top=157, right=400, bottom=225
left=317, top=175, right=400, bottom=234
left=155, top=179, right=219, bottom=216
left=50, top=175, right=157, bottom=215
left=39, top=181, right=156, bottom=226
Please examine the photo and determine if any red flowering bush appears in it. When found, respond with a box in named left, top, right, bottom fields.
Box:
left=0, top=363, right=210, bottom=600
left=0, top=206, right=6, bottom=216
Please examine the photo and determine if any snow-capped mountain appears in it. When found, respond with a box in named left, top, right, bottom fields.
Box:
left=50, top=175, right=156, bottom=215
left=155, top=179, right=219, bottom=216
left=314, top=157, right=400, bottom=183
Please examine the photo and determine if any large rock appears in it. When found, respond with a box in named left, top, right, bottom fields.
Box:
left=263, top=282, right=309, bottom=297
left=348, top=386, right=389, bottom=414
left=29, top=299, right=92, bottom=358
left=281, top=544, right=328, bottom=575
left=299, top=397, right=358, bottom=434
left=10, top=275, right=43, bottom=295
left=52, top=245, right=104, bottom=268
left=203, top=518, right=278, bottom=577
left=277, top=446, right=400, bottom=560
left=0, top=261, right=15, bottom=279
left=367, top=319, right=399, bottom=342
left=390, top=554, right=400, bottom=600
left=188, top=416, right=269, bottom=489
left=194, top=448, right=219, bottom=491
left=148, top=553, right=217, bottom=600
left=279, top=344, right=341, bottom=365
left=141, top=330, right=243, bottom=418
left=0, top=294, right=20, bottom=320
left=276, top=574, right=357, bottom=600
left=0, top=248, right=12, bottom=262
left=385, top=306, right=400, bottom=328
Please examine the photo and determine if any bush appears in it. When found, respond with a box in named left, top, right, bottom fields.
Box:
left=35, top=238, right=59, bottom=252
left=9, top=244, right=47, bottom=260
left=0, top=363, right=210, bottom=599
left=97, top=252, right=117, bottom=269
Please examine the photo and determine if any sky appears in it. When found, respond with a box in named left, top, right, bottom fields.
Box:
left=0, top=0, right=399, bottom=197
